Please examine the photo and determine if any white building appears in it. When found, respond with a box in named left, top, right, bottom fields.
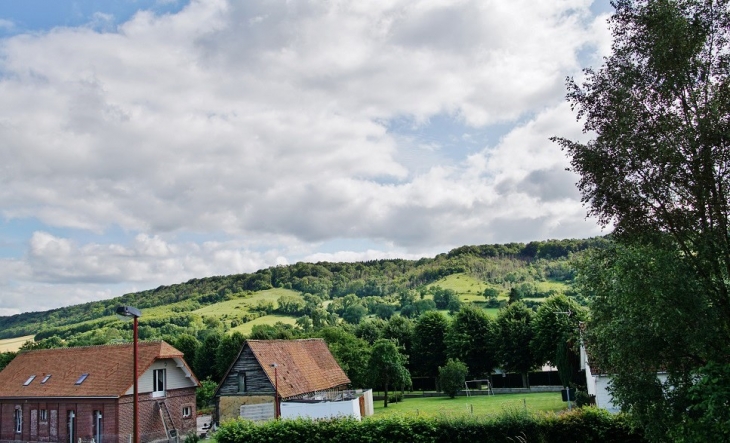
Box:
left=581, top=342, right=667, bottom=413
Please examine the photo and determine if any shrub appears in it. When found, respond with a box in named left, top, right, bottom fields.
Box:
left=575, top=390, right=592, bottom=408
left=438, top=359, right=468, bottom=398
left=196, top=378, right=218, bottom=409
left=387, top=392, right=403, bottom=403
left=215, top=407, right=646, bottom=443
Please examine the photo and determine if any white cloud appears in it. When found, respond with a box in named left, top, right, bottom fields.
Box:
left=0, top=0, right=611, bottom=314
left=23, top=231, right=277, bottom=285
left=0, top=231, right=296, bottom=313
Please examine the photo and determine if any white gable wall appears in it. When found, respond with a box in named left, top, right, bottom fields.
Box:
left=584, top=342, right=668, bottom=414
left=593, top=375, right=620, bottom=413
left=125, top=358, right=197, bottom=395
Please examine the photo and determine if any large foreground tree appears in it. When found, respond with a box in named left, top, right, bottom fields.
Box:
left=576, top=242, right=725, bottom=442
left=553, top=0, right=730, bottom=319
left=554, top=0, right=730, bottom=440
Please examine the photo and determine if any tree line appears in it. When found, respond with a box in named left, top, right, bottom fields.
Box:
left=0, top=293, right=586, bottom=410
left=0, top=237, right=604, bottom=340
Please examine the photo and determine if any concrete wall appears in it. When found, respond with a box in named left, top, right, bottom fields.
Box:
left=281, top=399, right=360, bottom=421
left=361, top=390, right=373, bottom=417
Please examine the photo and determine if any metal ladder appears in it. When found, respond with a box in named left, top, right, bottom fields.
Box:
left=157, top=401, right=179, bottom=443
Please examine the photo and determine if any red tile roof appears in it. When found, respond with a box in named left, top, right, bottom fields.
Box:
left=247, top=339, right=350, bottom=399
left=0, top=341, right=193, bottom=398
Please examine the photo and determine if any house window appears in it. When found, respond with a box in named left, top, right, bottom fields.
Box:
left=39, top=409, right=48, bottom=422
left=237, top=372, right=246, bottom=393
left=67, top=411, right=76, bottom=443
left=14, top=407, right=22, bottom=433
left=182, top=406, right=192, bottom=419
left=153, top=369, right=166, bottom=397
left=93, top=411, right=103, bottom=443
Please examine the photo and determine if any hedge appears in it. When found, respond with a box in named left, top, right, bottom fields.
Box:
left=215, top=407, right=646, bottom=443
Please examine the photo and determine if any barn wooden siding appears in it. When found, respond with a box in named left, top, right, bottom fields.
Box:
left=218, top=346, right=274, bottom=396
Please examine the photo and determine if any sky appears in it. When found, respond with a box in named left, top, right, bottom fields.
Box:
left=0, top=0, right=614, bottom=316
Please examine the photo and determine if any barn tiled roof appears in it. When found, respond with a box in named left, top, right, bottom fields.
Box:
left=247, top=339, right=350, bottom=399
left=0, top=341, right=189, bottom=398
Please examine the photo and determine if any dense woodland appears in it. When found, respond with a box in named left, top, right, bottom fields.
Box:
left=0, top=237, right=601, bottom=405
left=0, top=237, right=603, bottom=340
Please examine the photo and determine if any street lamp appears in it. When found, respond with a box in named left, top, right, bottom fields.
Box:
left=270, top=363, right=279, bottom=419
left=117, top=306, right=142, bottom=443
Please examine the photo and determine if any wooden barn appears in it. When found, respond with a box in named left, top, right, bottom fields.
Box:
left=215, top=339, right=368, bottom=423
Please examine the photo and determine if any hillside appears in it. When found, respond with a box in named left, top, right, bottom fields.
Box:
left=0, top=237, right=606, bottom=346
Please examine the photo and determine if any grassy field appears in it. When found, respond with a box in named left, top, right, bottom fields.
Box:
left=0, top=335, right=34, bottom=352
left=194, top=288, right=301, bottom=317
left=229, top=314, right=298, bottom=335
left=425, top=273, right=505, bottom=317
left=534, top=280, right=569, bottom=292
left=372, top=392, right=565, bottom=418
left=426, top=273, right=487, bottom=300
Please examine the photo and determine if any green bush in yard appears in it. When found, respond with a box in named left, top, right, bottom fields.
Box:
left=215, top=407, right=645, bottom=443
left=437, top=358, right=468, bottom=398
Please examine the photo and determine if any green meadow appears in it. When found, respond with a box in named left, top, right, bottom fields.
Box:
left=193, top=288, right=300, bottom=317
left=426, top=273, right=488, bottom=300
left=372, top=392, right=566, bottom=418
left=230, top=314, right=299, bottom=335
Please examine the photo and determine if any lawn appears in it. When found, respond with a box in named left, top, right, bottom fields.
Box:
left=372, top=392, right=565, bottom=418
left=0, top=335, right=35, bottom=352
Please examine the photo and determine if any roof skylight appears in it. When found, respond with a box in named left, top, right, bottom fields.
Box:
left=41, top=374, right=51, bottom=384
left=23, top=375, right=36, bottom=386
left=75, top=373, right=89, bottom=385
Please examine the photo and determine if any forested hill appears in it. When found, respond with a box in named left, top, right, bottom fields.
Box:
left=0, top=237, right=607, bottom=340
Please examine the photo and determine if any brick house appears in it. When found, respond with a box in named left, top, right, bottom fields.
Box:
left=0, top=341, right=199, bottom=443
left=215, top=339, right=358, bottom=422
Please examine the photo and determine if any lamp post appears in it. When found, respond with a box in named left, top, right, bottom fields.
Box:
left=270, top=363, right=279, bottom=419
left=117, top=306, right=142, bottom=443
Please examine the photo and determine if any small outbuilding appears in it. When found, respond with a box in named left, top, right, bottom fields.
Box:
left=215, top=338, right=371, bottom=423
left=0, top=341, right=199, bottom=443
